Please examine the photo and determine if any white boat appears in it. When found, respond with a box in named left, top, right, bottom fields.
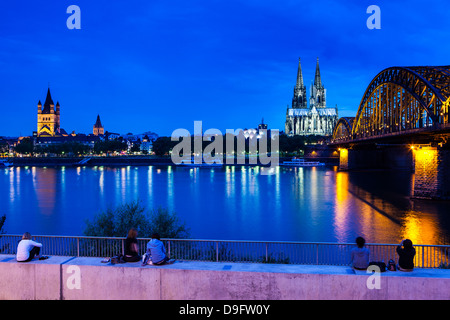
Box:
left=178, top=157, right=223, bottom=167
left=73, top=157, right=92, bottom=166
left=0, top=159, right=13, bottom=167
left=280, top=158, right=325, bottom=167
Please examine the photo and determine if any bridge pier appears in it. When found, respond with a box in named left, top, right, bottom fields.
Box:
left=338, top=146, right=413, bottom=172
left=337, top=145, right=450, bottom=200
left=412, top=146, right=450, bottom=200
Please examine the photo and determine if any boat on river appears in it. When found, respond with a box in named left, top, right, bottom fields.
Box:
left=178, top=157, right=223, bottom=167
left=280, top=157, right=325, bottom=167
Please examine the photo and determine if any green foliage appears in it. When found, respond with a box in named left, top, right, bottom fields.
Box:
left=152, top=137, right=177, bottom=156
left=93, top=139, right=127, bottom=154
left=0, top=214, right=6, bottom=234
left=279, top=134, right=323, bottom=155
left=14, top=137, right=34, bottom=155
left=35, top=142, right=91, bottom=155
left=259, top=252, right=290, bottom=264
left=148, top=207, right=190, bottom=239
left=83, top=201, right=190, bottom=239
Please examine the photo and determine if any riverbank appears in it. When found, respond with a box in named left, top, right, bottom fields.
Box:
left=2, top=156, right=339, bottom=167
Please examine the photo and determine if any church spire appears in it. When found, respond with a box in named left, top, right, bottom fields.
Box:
left=314, top=57, right=322, bottom=87
left=296, top=58, right=304, bottom=88
left=292, top=57, right=307, bottom=109
left=43, top=87, right=54, bottom=107
left=94, top=114, right=102, bottom=127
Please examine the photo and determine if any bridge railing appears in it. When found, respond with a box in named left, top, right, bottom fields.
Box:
left=1, top=235, right=449, bottom=268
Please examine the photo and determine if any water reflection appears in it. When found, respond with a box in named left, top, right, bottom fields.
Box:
left=334, top=171, right=349, bottom=243
left=33, top=168, right=57, bottom=216
left=0, top=166, right=449, bottom=244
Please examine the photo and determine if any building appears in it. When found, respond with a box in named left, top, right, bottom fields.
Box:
left=285, top=58, right=338, bottom=136
left=140, top=135, right=153, bottom=153
left=37, top=88, right=61, bottom=137
left=33, top=87, right=101, bottom=149
left=93, top=115, right=104, bottom=136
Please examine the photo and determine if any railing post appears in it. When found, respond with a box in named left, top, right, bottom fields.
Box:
left=265, top=243, right=268, bottom=263
left=422, top=246, right=425, bottom=268
left=216, top=241, right=219, bottom=262
left=77, top=237, right=80, bottom=257
left=168, top=240, right=171, bottom=258
left=316, top=244, right=319, bottom=265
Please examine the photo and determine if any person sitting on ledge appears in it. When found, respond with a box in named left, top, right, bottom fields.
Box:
left=146, top=233, right=170, bottom=265
left=123, top=228, right=141, bottom=263
left=350, top=236, right=370, bottom=270
left=396, top=239, right=416, bottom=271
left=16, top=232, right=47, bottom=262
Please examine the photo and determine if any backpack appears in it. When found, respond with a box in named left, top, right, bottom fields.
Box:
left=369, top=261, right=386, bottom=272
left=387, top=259, right=396, bottom=271
left=110, top=254, right=125, bottom=264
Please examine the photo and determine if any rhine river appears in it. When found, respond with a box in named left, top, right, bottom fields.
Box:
left=1, top=165, right=449, bottom=245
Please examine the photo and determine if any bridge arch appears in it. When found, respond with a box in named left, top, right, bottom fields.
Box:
left=332, top=117, right=354, bottom=141
left=351, top=66, right=450, bottom=139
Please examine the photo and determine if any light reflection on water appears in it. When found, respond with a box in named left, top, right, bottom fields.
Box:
left=1, top=165, right=449, bottom=244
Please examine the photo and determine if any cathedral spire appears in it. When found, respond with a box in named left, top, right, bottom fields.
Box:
left=43, top=87, right=54, bottom=107
left=314, top=57, right=322, bottom=87
left=296, top=58, right=304, bottom=88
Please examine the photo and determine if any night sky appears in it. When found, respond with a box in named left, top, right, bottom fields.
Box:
left=1, top=0, right=449, bottom=137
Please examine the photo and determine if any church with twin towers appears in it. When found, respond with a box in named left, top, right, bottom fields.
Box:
left=285, top=58, right=338, bottom=136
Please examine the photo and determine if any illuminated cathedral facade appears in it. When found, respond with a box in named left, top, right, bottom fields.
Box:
left=285, top=58, right=338, bottom=136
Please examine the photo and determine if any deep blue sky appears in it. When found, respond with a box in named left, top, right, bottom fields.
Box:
left=1, top=0, right=449, bottom=137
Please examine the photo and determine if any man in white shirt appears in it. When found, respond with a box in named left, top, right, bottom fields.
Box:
left=16, top=232, right=43, bottom=262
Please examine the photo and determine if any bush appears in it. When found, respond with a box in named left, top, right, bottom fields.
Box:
left=83, top=200, right=190, bottom=239
left=0, top=214, right=6, bottom=234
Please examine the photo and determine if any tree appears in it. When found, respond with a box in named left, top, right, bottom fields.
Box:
left=84, top=201, right=151, bottom=237
left=148, top=207, right=190, bottom=239
left=83, top=200, right=190, bottom=239
left=93, top=139, right=127, bottom=154
left=0, top=214, right=5, bottom=234
left=152, top=137, right=177, bottom=156
left=14, top=137, right=34, bottom=155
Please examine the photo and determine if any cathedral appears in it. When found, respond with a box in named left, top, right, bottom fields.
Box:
left=285, top=58, right=338, bottom=136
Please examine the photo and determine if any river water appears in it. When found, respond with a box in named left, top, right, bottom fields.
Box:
left=1, top=165, right=449, bottom=244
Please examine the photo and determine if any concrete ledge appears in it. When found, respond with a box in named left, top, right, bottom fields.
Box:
left=1, top=254, right=449, bottom=300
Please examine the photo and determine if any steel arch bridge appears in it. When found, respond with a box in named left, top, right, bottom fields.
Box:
left=332, top=65, right=450, bottom=143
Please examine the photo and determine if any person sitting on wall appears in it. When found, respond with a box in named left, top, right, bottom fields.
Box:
left=350, top=236, right=370, bottom=270
left=123, top=228, right=141, bottom=262
left=16, top=232, right=47, bottom=262
left=146, top=233, right=171, bottom=265
left=396, top=239, right=416, bottom=271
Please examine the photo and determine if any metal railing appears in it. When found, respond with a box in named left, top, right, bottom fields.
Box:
left=1, top=234, right=449, bottom=268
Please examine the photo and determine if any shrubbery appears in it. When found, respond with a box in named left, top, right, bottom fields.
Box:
left=83, top=200, right=190, bottom=239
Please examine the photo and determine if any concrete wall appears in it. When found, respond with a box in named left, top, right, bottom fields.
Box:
left=1, top=255, right=449, bottom=300
left=413, top=148, right=450, bottom=200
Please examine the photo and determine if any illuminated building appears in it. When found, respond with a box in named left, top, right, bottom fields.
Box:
left=37, top=88, right=62, bottom=137
left=93, top=115, right=104, bottom=136
left=285, top=58, right=338, bottom=136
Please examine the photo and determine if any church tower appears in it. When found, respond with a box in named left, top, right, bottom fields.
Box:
left=285, top=57, right=337, bottom=136
left=292, top=58, right=307, bottom=109
left=309, top=58, right=327, bottom=109
left=37, top=88, right=60, bottom=137
left=93, top=114, right=104, bottom=136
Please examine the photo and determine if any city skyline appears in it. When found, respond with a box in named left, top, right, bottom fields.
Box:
left=1, top=0, right=450, bottom=137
